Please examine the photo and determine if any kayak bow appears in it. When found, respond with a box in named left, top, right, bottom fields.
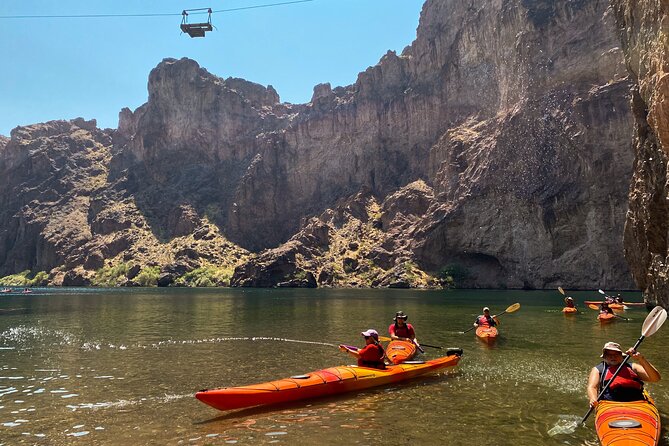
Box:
left=595, top=397, right=660, bottom=446
left=386, top=340, right=417, bottom=364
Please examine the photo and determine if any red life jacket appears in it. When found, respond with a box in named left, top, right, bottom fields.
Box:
left=604, top=364, right=642, bottom=390
left=477, top=315, right=495, bottom=327
left=596, top=362, right=644, bottom=402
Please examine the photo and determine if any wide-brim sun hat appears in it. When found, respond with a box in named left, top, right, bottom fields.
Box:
left=601, top=341, right=623, bottom=357
left=393, top=310, right=408, bottom=321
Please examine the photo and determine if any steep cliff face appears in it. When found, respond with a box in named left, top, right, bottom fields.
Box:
left=0, top=0, right=638, bottom=289
left=233, top=0, right=636, bottom=289
left=612, top=0, right=669, bottom=306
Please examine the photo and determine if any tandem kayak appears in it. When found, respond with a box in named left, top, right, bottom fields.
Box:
left=595, top=398, right=660, bottom=446
left=585, top=301, right=646, bottom=308
left=598, top=313, right=616, bottom=323
left=476, top=326, right=498, bottom=343
left=385, top=340, right=417, bottom=364
left=195, top=348, right=463, bottom=411
left=563, top=307, right=578, bottom=314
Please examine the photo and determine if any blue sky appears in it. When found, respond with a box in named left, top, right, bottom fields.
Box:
left=0, top=0, right=424, bottom=136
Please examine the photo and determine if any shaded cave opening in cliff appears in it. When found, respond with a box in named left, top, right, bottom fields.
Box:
left=429, top=253, right=507, bottom=289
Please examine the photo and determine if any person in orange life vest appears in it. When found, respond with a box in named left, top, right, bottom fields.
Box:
left=388, top=311, right=421, bottom=350
left=473, top=307, right=499, bottom=329
left=339, top=329, right=386, bottom=369
left=564, top=296, right=575, bottom=308
left=587, top=341, right=660, bottom=406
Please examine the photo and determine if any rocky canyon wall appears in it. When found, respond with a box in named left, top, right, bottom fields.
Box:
left=0, top=0, right=640, bottom=289
left=612, top=0, right=669, bottom=306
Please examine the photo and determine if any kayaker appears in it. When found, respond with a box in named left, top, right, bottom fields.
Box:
left=564, top=296, right=576, bottom=308
left=599, top=302, right=614, bottom=315
left=473, top=307, right=499, bottom=328
left=389, top=311, right=421, bottom=351
left=614, top=293, right=624, bottom=304
left=587, top=341, right=661, bottom=406
left=339, top=329, right=386, bottom=369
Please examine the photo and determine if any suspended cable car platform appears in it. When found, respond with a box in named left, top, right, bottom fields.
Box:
left=181, top=8, right=213, bottom=38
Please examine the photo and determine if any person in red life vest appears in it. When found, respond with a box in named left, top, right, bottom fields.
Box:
left=388, top=311, right=421, bottom=351
left=587, top=341, right=661, bottom=406
left=339, top=329, right=386, bottom=369
left=564, top=296, right=576, bottom=308
left=473, top=307, right=499, bottom=329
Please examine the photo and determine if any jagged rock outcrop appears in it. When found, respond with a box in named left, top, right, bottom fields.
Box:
left=612, top=0, right=669, bottom=307
left=0, top=0, right=640, bottom=289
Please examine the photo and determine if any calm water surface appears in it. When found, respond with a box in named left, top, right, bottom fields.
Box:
left=0, top=288, right=667, bottom=445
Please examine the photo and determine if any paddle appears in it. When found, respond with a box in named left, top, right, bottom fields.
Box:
left=580, top=306, right=667, bottom=425
left=558, top=286, right=566, bottom=295
left=587, top=304, right=629, bottom=321
left=460, top=303, right=521, bottom=334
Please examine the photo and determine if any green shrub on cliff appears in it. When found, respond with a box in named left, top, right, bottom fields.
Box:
left=135, top=266, right=160, bottom=287
left=92, top=263, right=129, bottom=287
left=177, top=266, right=234, bottom=287
left=439, top=264, right=469, bottom=288
left=0, top=270, right=49, bottom=286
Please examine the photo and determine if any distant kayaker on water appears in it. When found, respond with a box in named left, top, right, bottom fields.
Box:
left=339, top=329, right=386, bottom=369
left=599, top=302, right=614, bottom=315
left=565, top=297, right=576, bottom=308
left=473, top=307, right=499, bottom=329
left=587, top=341, right=661, bottom=406
left=389, top=311, right=421, bottom=351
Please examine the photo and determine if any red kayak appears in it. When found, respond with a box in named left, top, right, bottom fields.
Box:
left=196, top=348, right=463, bottom=411
left=562, top=307, right=578, bottom=314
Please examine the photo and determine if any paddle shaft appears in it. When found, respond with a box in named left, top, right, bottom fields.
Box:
left=580, top=335, right=645, bottom=425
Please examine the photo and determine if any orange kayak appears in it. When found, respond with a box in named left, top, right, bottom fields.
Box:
left=385, top=340, right=417, bottom=364
left=595, top=398, right=660, bottom=446
left=563, top=307, right=578, bottom=314
left=195, top=349, right=462, bottom=411
left=476, top=326, right=498, bottom=343
left=598, top=313, right=616, bottom=323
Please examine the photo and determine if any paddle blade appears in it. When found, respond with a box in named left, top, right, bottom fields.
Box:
left=558, top=287, right=565, bottom=295
left=378, top=335, right=392, bottom=342
left=598, top=289, right=606, bottom=295
left=505, top=303, right=521, bottom=313
left=587, top=304, right=600, bottom=311
left=641, top=306, right=667, bottom=337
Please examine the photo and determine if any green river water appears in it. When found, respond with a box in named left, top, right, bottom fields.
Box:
left=0, top=288, right=667, bottom=445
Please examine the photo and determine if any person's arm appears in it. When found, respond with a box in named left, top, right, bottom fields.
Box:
left=473, top=317, right=479, bottom=328
left=389, top=324, right=401, bottom=341
left=339, top=344, right=361, bottom=359
left=629, top=350, right=661, bottom=383
left=492, top=315, right=500, bottom=326
left=587, top=367, right=601, bottom=407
